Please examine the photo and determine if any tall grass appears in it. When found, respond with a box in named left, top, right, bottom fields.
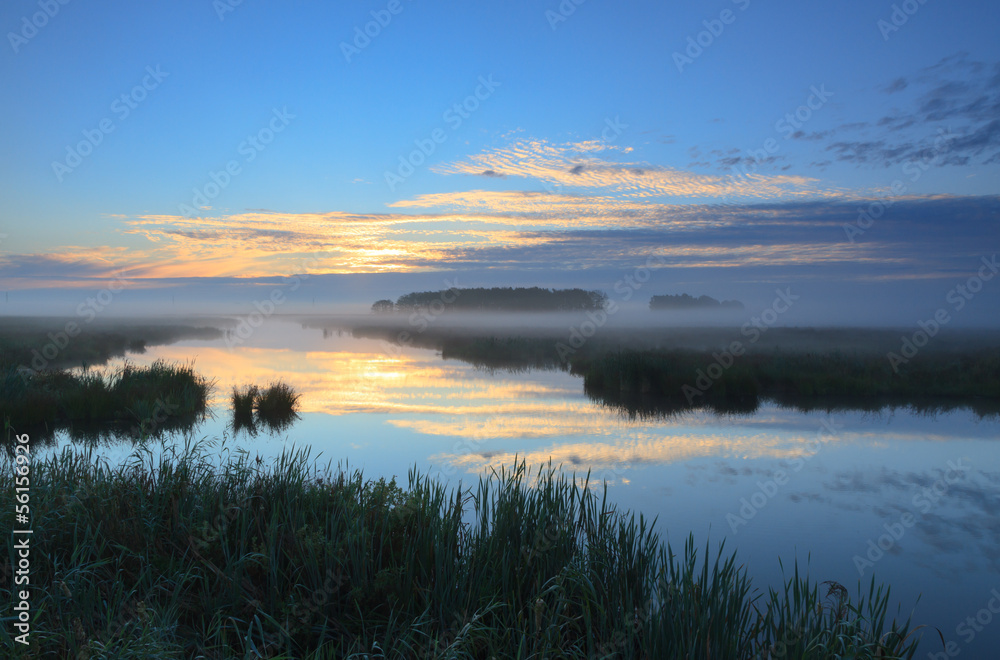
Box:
left=230, top=381, right=300, bottom=435
left=231, top=384, right=259, bottom=435
left=0, top=441, right=921, bottom=658
left=578, top=349, right=1000, bottom=418
left=0, top=360, right=211, bottom=443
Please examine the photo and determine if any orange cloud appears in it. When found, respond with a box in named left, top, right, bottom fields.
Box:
left=430, top=138, right=845, bottom=201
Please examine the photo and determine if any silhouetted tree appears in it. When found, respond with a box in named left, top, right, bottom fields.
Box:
left=649, top=294, right=744, bottom=311
left=390, top=287, right=608, bottom=313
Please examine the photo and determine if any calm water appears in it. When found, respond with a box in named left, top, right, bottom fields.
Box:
left=52, top=319, right=1000, bottom=657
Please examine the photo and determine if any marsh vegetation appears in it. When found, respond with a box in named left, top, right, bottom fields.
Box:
left=0, top=360, right=210, bottom=443
left=231, top=382, right=301, bottom=436
left=344, top=322, right=1000, bottom=417
left=0, top=441, right=920, bottom=658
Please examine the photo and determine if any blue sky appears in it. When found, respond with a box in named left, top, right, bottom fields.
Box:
left=0, top=0, right=998, bottom=317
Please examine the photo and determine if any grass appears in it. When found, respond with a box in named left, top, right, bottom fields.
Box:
left=0, top=440, right=922, bottom=658
left=577, top=348, right=1000, bottom=418
left=0, top=360, right=211, bottom=443
left=347, top=321, right=1000, bottom=417
left=231, top=382, right=300, bottom=435
left=0, top=319, right=222, bottom=371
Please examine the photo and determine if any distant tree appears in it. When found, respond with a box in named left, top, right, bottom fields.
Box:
left=649, top=294, right=743, bottom=311
left=389, top=287, right=608, bottom=313
left=371, top=299, right=395, bottom=314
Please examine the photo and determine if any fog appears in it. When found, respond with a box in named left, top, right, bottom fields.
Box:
left=4, top=270, right=999, bottom=331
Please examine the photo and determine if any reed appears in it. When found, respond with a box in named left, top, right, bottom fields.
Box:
left=230, top=384, right=259, bottom=434
left=254, top=382, right=300, bottom=421
left=0, top=440, right=921, bottom=658
left=579, top=348, right=1000, bottom=418
left=0, top=360, right=210, bottom=442
left=230, top=381, right=300, bottom=435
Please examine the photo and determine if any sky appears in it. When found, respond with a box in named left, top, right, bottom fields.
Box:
left=1, top=0, right=998, bottom=321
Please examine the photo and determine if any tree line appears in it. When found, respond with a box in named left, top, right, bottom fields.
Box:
left=372, top=289, right=744, bottom=313
left=649, top=294, right=744, bottom=311
left=372, top=287, right=609, bottom=313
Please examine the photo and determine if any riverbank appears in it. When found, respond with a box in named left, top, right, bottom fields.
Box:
left=0, top=439, right=921, bottom=658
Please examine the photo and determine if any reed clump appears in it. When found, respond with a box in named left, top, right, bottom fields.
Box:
left=0, top=360, right=210, bottom=442
left=0, top=441, right=921, bottom=658
left=230, top=381, right=300, bottom=434
left=578, top=348, right=1000, bottom=418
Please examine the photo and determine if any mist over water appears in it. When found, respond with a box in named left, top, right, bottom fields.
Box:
left=11, top=314, right=995, bottom=656
left=5, top=266, right=1000, bottom=329
left=3, top=289, right=1000, bottom=657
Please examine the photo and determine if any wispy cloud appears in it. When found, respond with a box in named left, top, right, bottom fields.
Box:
left=431, top=138, right=838, bottom=201
left=3, top=195, right=994, bottom=287
left=817, top=54, right=1000, bottom=168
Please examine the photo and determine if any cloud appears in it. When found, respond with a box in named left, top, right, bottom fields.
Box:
left=823, top=55, right=1000, bottom=168
left=432, top=138, right=838, bottom=202
left=884, top=77, right=908, bottom=94
left=3, top=194, right=994, bottom=287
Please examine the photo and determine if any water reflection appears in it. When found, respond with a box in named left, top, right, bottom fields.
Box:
left=35, top=321, right=1000, bottom=656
